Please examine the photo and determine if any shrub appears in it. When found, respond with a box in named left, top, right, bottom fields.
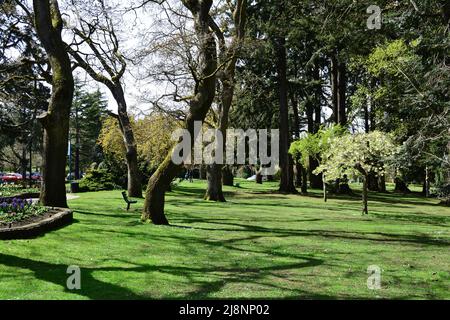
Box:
left=433, top=183, right=450, bottom=206
left=237, top=166, right=253, bottom=179
left=78, top=169, right=118, bottom=192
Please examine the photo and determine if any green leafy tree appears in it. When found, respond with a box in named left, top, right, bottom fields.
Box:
left=289, top=125, right=346, bottom=199
left=69, top=83, right=108, bottom=180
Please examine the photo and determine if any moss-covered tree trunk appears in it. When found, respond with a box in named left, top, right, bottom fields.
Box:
left=33, top=0, right=74, bottom=208
left=112, top=85, right=142, bottom=197
left=142, top=0, right=217, bottom=224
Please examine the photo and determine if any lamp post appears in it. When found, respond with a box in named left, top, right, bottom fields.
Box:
left=68, top=133, right=72, bottom=181
left=28, top=132, right=33, bottom=187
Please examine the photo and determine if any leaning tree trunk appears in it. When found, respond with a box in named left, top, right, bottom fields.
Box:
left=142, top=154, right=179, bottom=225
left=34, top=0, right=74, bottom=208
left=112, top=85, right=142, bottom=198
left=142, top=0, right=217, bottom=224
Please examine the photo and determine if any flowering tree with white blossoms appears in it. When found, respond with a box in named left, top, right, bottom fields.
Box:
left=314, top=131, right=396, bottom=215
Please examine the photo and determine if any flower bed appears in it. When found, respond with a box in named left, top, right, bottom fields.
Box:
left=0, top=197, right=72, bottom=239
left=0, top=197, right=48, bottom=225
left=0, top=184, right=40, bottom=198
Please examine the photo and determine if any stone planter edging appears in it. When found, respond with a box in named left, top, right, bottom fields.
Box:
left=0, top=208, right=73, bottom=240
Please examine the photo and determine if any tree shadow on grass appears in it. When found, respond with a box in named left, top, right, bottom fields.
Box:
left=166, top=217, right=450, bottom=247
left=94, top=253, right=327, bottom=299
left=0, top=253, right=147, bottom=299
left=0, top=251, right=328, bottom=299
left=369, top=211, right=450, bottom=227
left=310, top=190, right=445, bottom=208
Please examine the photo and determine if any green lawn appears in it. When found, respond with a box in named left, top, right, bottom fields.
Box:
left=0, top=179, right=449, bottom=299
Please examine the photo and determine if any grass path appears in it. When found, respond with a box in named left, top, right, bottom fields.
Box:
left=0, top=180, right=448, bottom=299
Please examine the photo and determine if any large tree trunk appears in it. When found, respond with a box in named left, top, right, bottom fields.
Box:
left=142, top=0, right=217, bottom=224
left=205, top=163, right=225, bottom=201
left=143, top=155, right=178, bottom=225
left=394, top=177, right=411, bottom=193
left=313, top=65, right=322, bottom=133
left=34, top=0, right=74, bottom=208
left=442, top=1, right=450, bottom=27
left=306, top=66, right=323, bottom=189
left=275, top=36, right=296, bottom=194
left=112, top=85, right=142, bottom=197
left=222, top=166, right=234, bottom=186
left=378, top=175, right=387, bottom=193
left=205, top=0, right=246, bottom=201
left=331, top=53, right=339, bottom=124
left=337, top=62, right=347, bottom=126
left=368, top=172, right=379, bottom=192
left=330, top=52, right=347, bottom=126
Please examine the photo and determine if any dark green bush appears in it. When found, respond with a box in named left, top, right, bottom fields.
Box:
left=78, top=169, right=118, bottom=192
left=433, top=183, right=450, bottom=206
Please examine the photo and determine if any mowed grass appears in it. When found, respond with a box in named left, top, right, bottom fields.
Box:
left=0, top=179, right=448, bottom=299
